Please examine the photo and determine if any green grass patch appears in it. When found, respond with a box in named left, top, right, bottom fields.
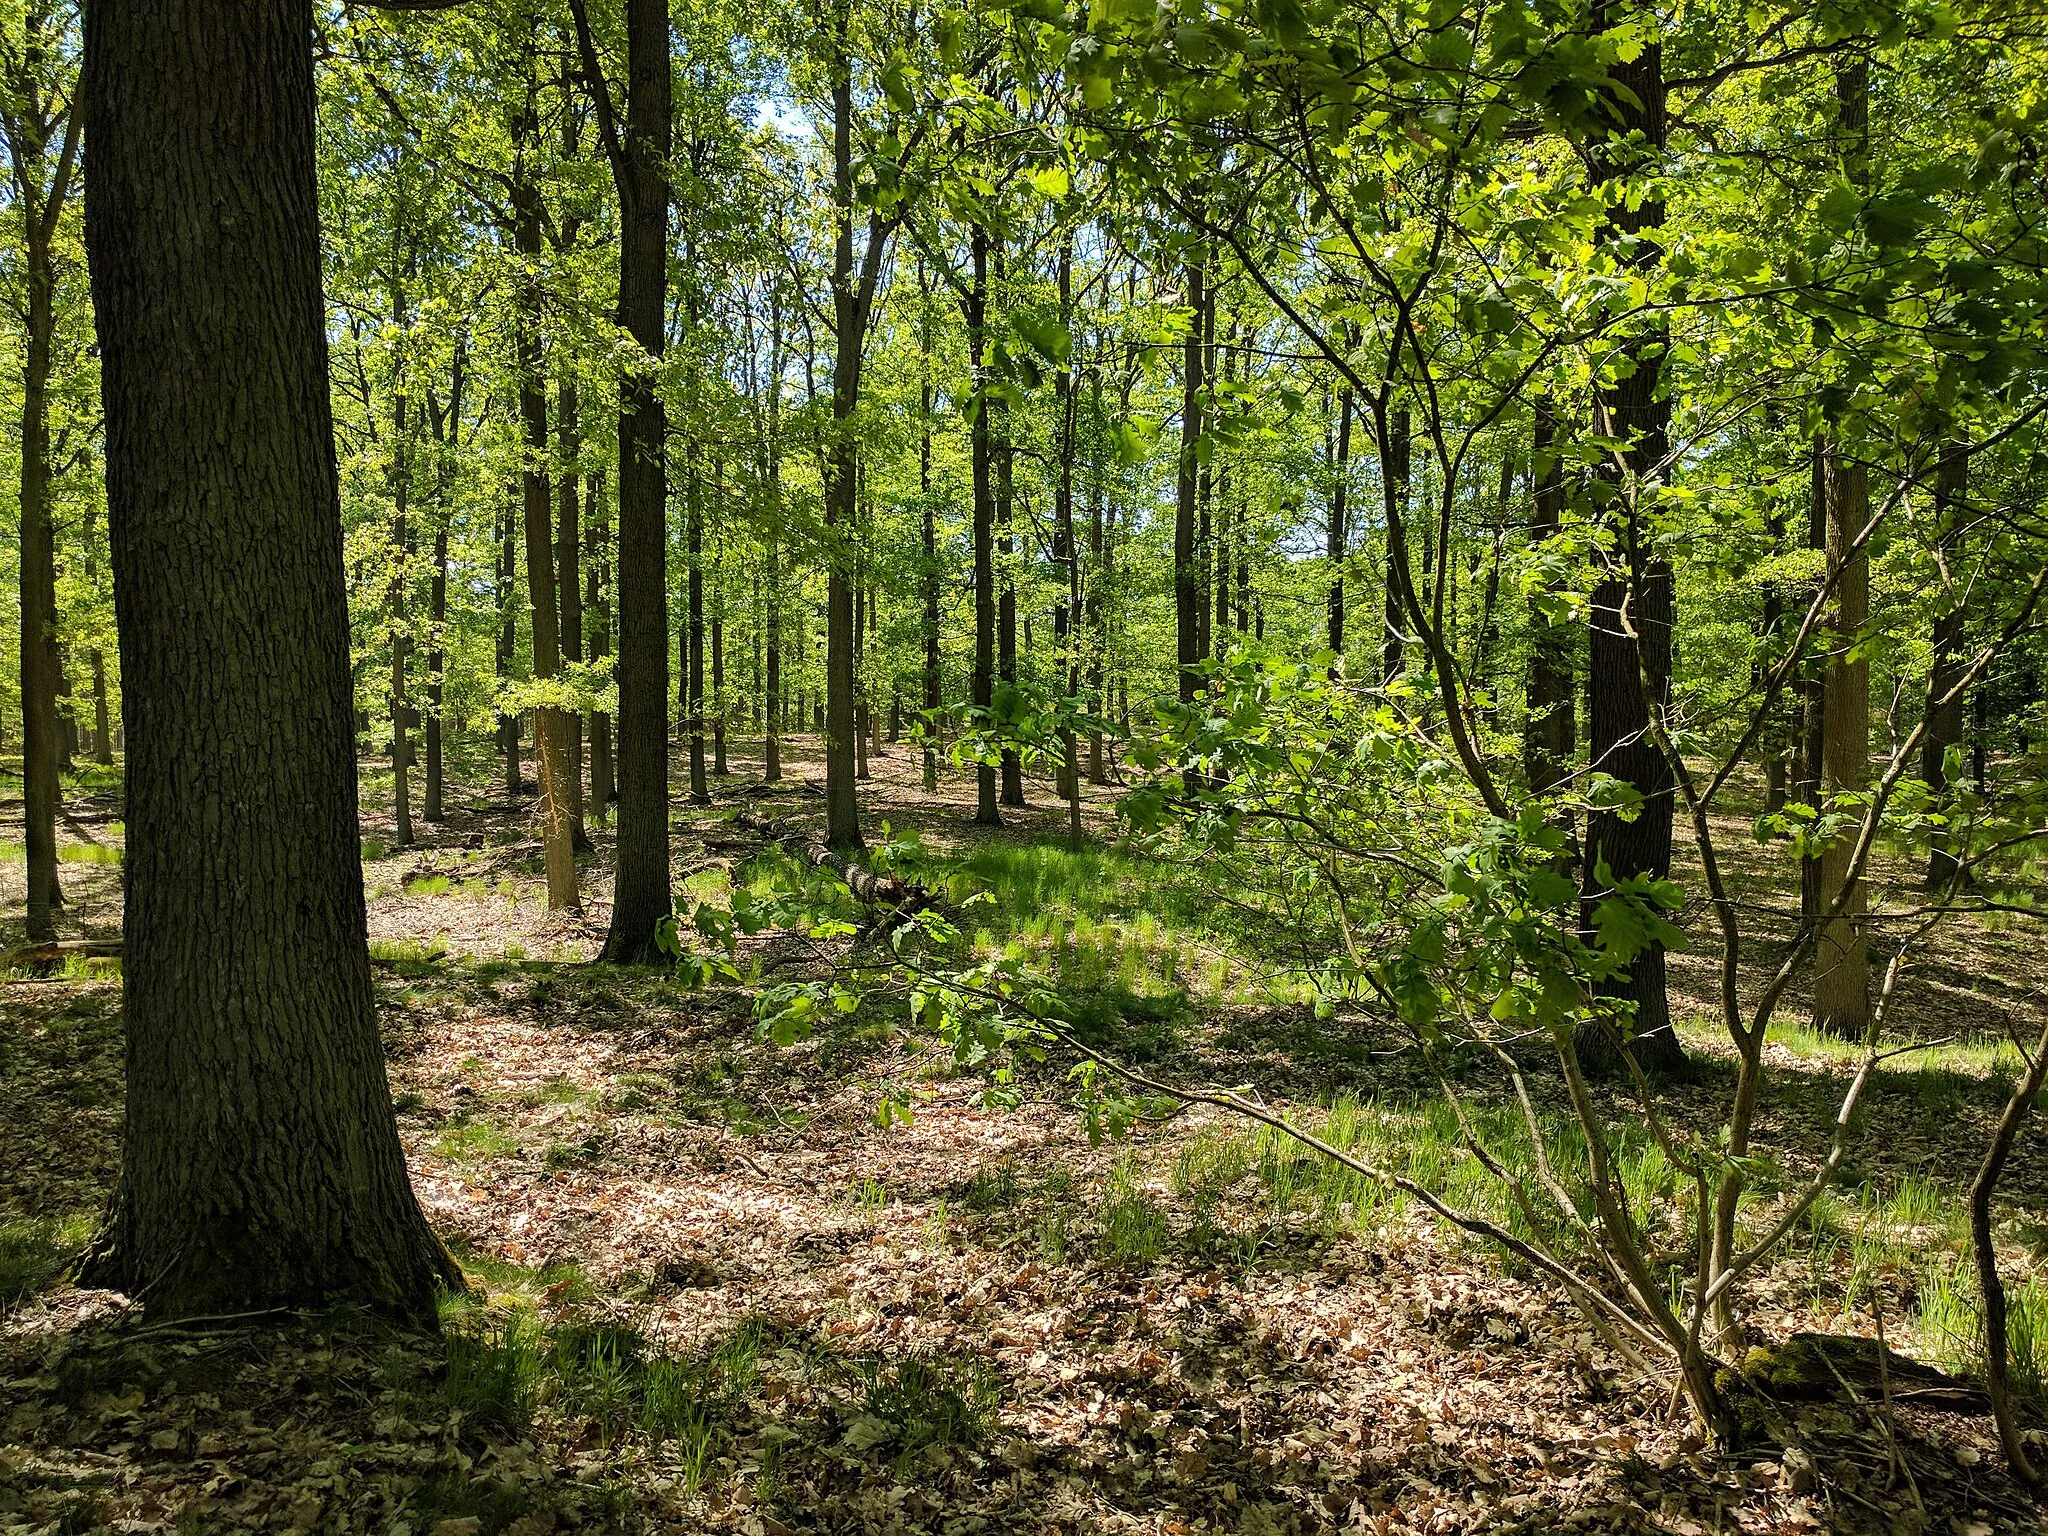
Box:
left=0, top=1212, right=95, bottom=1308
left=435, top=1120, right=519, bottom=1162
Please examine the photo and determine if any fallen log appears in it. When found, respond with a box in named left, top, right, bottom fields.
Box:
left=2, top=938, right=123, bottom=969
left=1732, top=1332, right=1990, bottom=1413
left=732, top=811, right=937, bottom=915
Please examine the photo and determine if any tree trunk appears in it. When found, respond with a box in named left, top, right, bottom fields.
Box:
left=90, top=650, right=112, bottom=764
left=921, top=373, right=940, bottom=793
left=595, top=0, right=673, bottom=960
left=996, top=382, right=1023, bottom=809
left=1924, top=440, right=1969, bottom=889
left=686, top=465, right=709, bottom=804
left=1812, top=437, right=1870, bottom=1033
left=1812, top=61, right=1872, bottom=1036
left=496, top=487, right=520, bottom=799
left=557, top=371, right=589, bottom=850
left=426, top=515, right=447, bottom=822
left=853, top=573, right=870, bottom=781
left=514, top=177, right=578, bottom=913
left=763, top=300, right=784, bottom=785
left=586, top=468, right=614, bottom=815
left=1523, top=401, right=1574, bottom=794
left=390, top=368, right=414, bottom=852
left=77, top=0, right=456, bottom=1317
left=1086, top=478, right=1108, bottom=783
left=822, top=20, right=862, bottom=849
left=14, top=101, right=70, bottom=939
left=1382, top=406, right=1410, bottom=687
left=1759, top=504, right=1788, bottom=815
left=1575, top=20, right=1682, bottom=1072
left=1175, top=254, right=1205, bottom=795
left=967, top=225, right=1000, bottom=825
left=425, top=343, right=463, bottom=826
left=712, top=612, right=727, bottom=775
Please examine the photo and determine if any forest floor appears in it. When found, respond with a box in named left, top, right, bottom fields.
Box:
left=1, top=738, right=2045, bottom=1535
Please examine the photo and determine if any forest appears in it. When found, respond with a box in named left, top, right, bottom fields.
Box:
left=3, top=0, right=2048, bottom=1530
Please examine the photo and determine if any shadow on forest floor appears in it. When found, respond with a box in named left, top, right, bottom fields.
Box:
left=1, top=740, right=2044, bottom=1532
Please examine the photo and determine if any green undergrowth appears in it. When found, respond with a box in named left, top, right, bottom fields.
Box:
left=0, top=1212, right=96, bottom=1310
left=0, top=838, right=120, bottom=866
left=430, top=1250, right=999, bottom=1511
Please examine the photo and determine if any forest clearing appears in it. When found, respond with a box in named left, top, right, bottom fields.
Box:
left=4, top=737, right=2047, bottom=1534
left=5, top=0, right=2048, bottom=1531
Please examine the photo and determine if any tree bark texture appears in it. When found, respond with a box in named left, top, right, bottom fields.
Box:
left=597, top=0, right=673, bottom=960
left=77, top=0, right=456, bottom=1318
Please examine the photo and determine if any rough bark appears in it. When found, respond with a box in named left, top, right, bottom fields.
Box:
left=579, top=0, right=673, bottom=960
left=77, top=0, right=456, bottom=1317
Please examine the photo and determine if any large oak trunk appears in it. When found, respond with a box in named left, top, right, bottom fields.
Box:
left=78, top=0, right=456, bottom=1318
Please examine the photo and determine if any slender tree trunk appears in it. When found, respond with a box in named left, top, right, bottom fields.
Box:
left=822, top=17, right=862, bottom=849
left=867, top=584, right=881, bottom=759
left=996, top=382, right=1023, bottom=809
left=1812, top=61, right=1872, bottom=1036
left=90, top=651, right=111, bottom=764
left=1382, top=406, right=1410, bottom=687
left=583, top=0, right=672, bottom=960
left=426, top=344, right=462, bottom=825
left=686, top=464, right=709, bottom=804
left=967, top=226, right=1000, bottom=825
left=426, top=515, right=447, bottom=822
left=1524, top=401, right=1574, bottom=794
left=1576, top=17, right=1682, bottom=1072
left=77, top=0, right=457, bottom=1317
left=16, top=159, right=66, bottom=937
left=514, top=177, right=577, bottom=912
left=853, top=571, right=870, bottom=781
left=712, top=612, right=727, bottom=775
left=1924, top=440, right=1969, bottom=888
left=1759, top=503, right=1789, bottom=815
left=586, top=469, right=613, bottom=813
left=1086, top=461, right=1108, bottom=783
left=557, top=372, right=589, bottom=849
left=497, top=485, right=520, bottom=798
left=1813, top=438, right=1871, bottom=1032
left=389, top=335, right=414, bottom=851
left=921, top=373, right=940, bottom=793
left=1175, top=255, right=1205, bottom=794
left=763, top=301, right=784, bottom=785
